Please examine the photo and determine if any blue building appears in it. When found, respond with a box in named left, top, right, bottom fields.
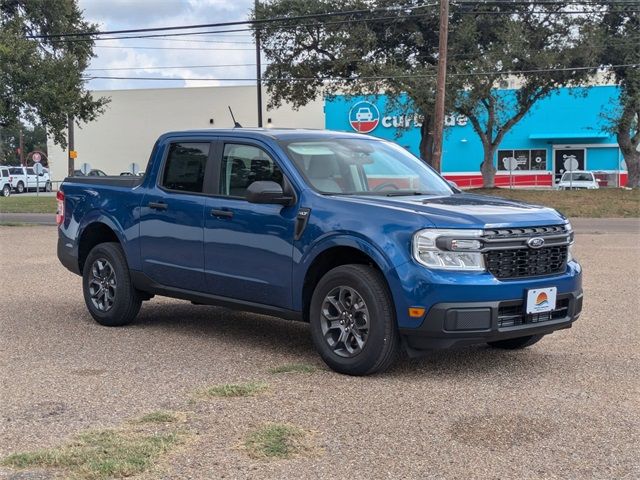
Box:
left=325, top=85, right=627, bottom=187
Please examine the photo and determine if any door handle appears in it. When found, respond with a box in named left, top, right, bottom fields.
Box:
left=210, top=209, right=233, bottom=219
left=148, top=201, right=168, bottom=211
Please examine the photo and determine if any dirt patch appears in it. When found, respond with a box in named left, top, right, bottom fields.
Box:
left=450, top=414, right=556, bottom=450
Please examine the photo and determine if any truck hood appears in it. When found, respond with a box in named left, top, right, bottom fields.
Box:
left=339, top=192, right=567, bottom=229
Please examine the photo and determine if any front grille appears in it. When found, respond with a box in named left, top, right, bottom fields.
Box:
left=498, top=298, right=570, bottom=328
left=485, top=245, right=568, bottom=279
left=484, top=224, right=568, bottom=238
left=482, top=224, right=571, bottom=279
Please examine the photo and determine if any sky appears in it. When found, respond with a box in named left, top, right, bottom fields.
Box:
left=79, top=0, right=257, bottom=91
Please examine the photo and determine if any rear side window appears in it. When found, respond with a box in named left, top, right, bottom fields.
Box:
left=26, top=168, right=35, bottom=174
left=1, top=169, right=8, bottom=177
left=161, top=142, right=210, bottom=193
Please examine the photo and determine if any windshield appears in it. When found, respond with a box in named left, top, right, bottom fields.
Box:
left=562, top=172, right=593, bottom=182
left=282, top=138, right=453, bottom=196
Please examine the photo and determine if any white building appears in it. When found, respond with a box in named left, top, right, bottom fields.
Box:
left=46, top=85, right=324, bottom=182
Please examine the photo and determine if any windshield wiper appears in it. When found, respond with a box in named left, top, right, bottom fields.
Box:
left=384, top=191, right=431, bottom=197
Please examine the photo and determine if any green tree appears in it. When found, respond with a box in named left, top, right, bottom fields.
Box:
left=0, top=0, right=107, bottom=148
left=592, top=7, right=639, bottom=188
left=256, top=1, right=597, bottom=187
left=446, top=2, right=596, bottom=187
left=0, top=122, right=47, bottom=165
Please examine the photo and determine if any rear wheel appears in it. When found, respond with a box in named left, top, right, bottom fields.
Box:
left=45, top=181, right=52, bottom=192
left=310, top=264, right=399, bottom=376
left=1, top=184, right=10, bottom=197
left=82, top=242, right=141, bottom=327
left=488, top=334, right=544, bottom=350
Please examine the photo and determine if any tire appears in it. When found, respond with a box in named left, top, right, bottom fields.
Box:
left=1, top=184, right=10, bottom=197
left=16, top=181, right=24, bottom=194
left=310, top=264, right=399, bottom=376
left=82, top=242, right=142, bottom=327
left=45, top=181, right=52, bottom=192
left=487, top=334, right=544, bottom=350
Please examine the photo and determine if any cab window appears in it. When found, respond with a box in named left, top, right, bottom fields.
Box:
left=219, top=144, right=284, bottom=198
left=161, top=142, right=210, bottom=193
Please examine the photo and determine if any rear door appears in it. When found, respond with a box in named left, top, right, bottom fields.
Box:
left=139, top=139, right=216, bottom=292
left=25, top=168, right=38, bottom=189
left=203, top=139, right=297, bottom=308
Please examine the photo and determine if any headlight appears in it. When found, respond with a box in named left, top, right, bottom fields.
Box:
left=412, top=229, right=485, bottom=271
left=565, top=222, right=577, bottom=262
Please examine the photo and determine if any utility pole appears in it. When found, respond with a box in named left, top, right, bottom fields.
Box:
left=67, top=115, right=75, bottom=176
left=19, top=129, right=25, bottom=165
left=255, top=0, right=263, bottom=127
left=431, top=0, right=450, bottom=172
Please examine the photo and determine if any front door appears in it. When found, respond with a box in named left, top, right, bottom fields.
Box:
left=554, top=148, right=585, bottom=183
left=139, top=140, right=214, bottom=292
left=203, top=140, right=297, bottom=308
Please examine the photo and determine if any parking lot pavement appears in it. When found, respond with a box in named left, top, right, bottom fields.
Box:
left=0, top=226, right=638, bottom=479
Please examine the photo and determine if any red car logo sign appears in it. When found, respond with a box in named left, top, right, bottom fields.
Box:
left=349, top=101, right=380, bottom=133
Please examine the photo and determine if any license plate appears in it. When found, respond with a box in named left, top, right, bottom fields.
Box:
left=526, top=287, right=557, bottom=314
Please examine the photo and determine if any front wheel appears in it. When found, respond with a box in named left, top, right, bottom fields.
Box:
left=487, top=334, right=544, bottom=350
left=16, top=182, right=24, bottom=193
left=310, top=264, right=399, bottom=376
left=82, top=242, right=142, bottom=327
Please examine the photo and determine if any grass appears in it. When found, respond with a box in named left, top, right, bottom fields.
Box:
left=0, top=196, right=57, bottom=214
left=200, top=382, right=268, bottom=398
left=243, top=424, right=308, bottom=459
left=137, top=411, right=180, bottom=424
left=470, top=188, right=639, bottom=218
left=268, top=363, right=317, bottom=374
left=1, top=428, right=181, bottom=479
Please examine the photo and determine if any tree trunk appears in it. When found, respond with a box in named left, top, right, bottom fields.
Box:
left=617, top=137, right=640, bottom=188
left=481, top=143, right=497, bottom=188
left=419, top=114, right=435, bottom=167
left=616, top=108, right=640, bottom=189
left=624, top=150, right=640, bottom=188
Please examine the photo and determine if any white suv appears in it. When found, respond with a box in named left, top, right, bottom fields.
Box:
left=9, top=166, right=51, bottom=193
left=1, top=166, right=12, bottom=197
left=556, top=171, right=600, bottom=190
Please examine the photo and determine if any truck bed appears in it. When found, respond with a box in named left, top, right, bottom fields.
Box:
left=62, top=176, right=144, bottom=188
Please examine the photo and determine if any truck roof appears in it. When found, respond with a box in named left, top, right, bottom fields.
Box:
left=159, top=128, right=381, bottom=142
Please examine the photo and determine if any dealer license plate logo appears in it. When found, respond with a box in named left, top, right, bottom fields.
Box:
left=526, top=287, right=557, bottom=314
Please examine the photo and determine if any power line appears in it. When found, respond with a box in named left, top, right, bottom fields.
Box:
left=85, top=63, right=267, bottom=72
left=46, top=11, right=437, bottom=44
left=28, top=4, right=438, bottom=39
left=94, top=45, right=256, bottom=51
left=83, top=63, right=640, bottom=82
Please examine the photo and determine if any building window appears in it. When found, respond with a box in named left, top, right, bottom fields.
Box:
left=497, top=149, right=547, bottom=171
left=162, top=142, right=209, bottom=193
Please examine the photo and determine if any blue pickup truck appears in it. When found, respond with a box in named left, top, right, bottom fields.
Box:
left=57, top=129, right=582, bottom=375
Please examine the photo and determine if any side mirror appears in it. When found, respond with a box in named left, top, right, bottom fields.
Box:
left=246, top=181, right=294, bottom=206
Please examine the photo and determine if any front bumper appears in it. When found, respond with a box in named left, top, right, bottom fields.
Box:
left=400, top=289, right=583, bottom=350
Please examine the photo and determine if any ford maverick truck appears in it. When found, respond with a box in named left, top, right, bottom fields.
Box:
left=57, top=129, right=583, bottom=375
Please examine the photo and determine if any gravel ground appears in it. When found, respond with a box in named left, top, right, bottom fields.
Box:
left=0, top=226, right=638, bottom=479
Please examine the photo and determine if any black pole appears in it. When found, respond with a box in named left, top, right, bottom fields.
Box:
left=255, top=0, right=263, bottom=127
left=68, top=115, right=75, bottom=176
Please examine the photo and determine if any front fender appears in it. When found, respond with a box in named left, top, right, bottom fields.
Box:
left=292, top=233, right=405, bottom=314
